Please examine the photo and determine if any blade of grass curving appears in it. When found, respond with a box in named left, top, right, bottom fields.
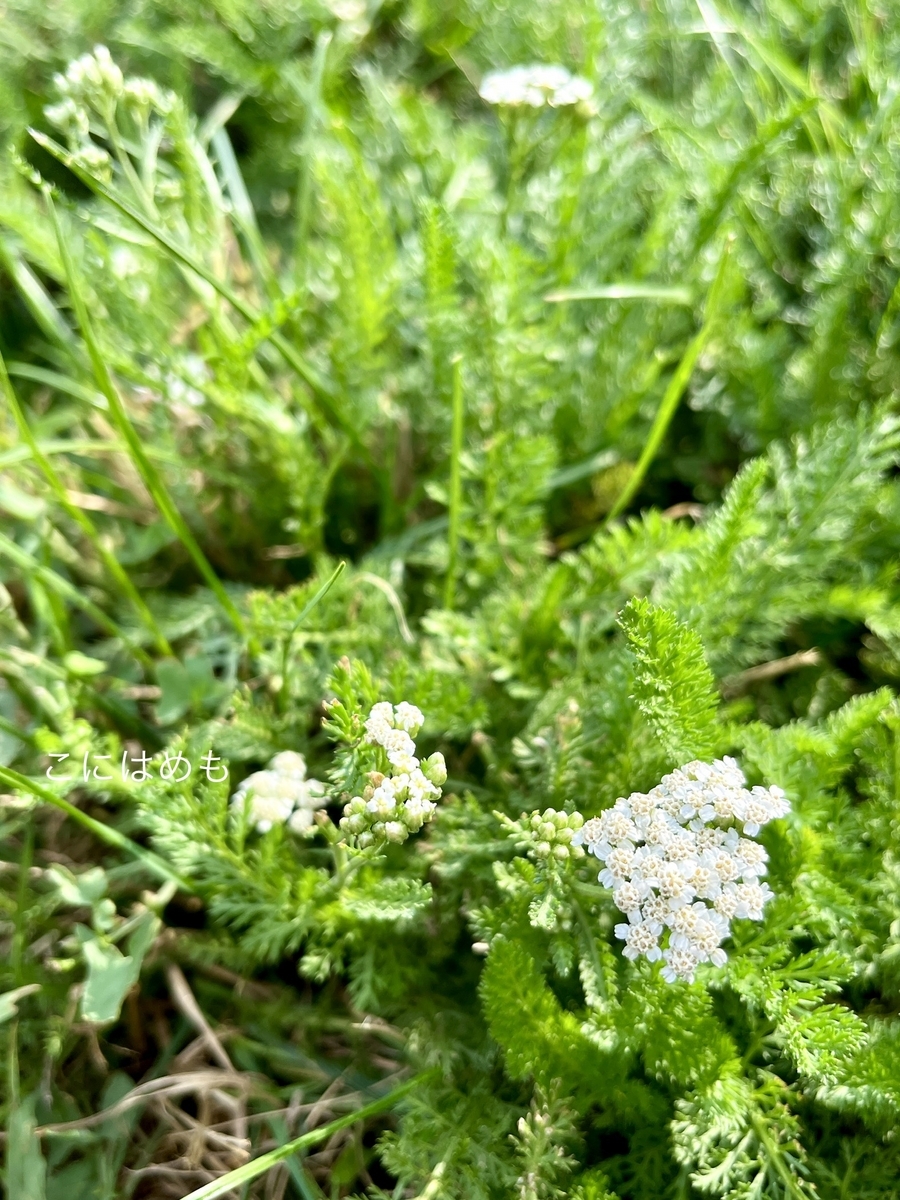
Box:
left=0, top=238, right=76, bottom=352
left=0, top=764, right=192, bottom=892
left=0, top=351, right=173, bottom=658
left=547, top=449, right=619, bottom=491
left=0, top=437, right=241, bottom=489
left=694, top=99, right=812, bottom=252
left=444, top=356, right=465, bottom=611
left=211, top=126, right=277, bottom=298
left=179, top=1072, right=431, bottom=1200
left=694, top=0, right=759, bottom=121
left=280, top=561, right=346, bottom=706
left=701, top=0, right=845, bottom=152
left=0, top=714, right=36, bottom=748
left=46, top=192, right=248, bottom=642
left=607, top=240, right=732, bottom=522
left=0, top=530, right=153, bottom=667
left=355, top=573, right=415, bottom=645
left=5, top=362, right=103, bottom=407
left=29, top=131, right=344, bottom=429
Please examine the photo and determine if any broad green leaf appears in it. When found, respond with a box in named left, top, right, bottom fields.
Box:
left=156, top=654, right=222, bottom=725
left=76, top=911, right=159, bottom=1023
left=47, top=864, right=108, bottom=908
left=6, top=1094, right=47, bottom=1200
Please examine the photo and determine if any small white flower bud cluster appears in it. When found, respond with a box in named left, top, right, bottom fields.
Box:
left=479, top=64, right=594, bottom=109
left=231, top=751, right=327, bottom=834
left=507, top=808, right=586, bottom=865
left=55, top=45, right=125, bottom=103
left=575, top=758, right=789, bottom=983
left=45, top=48, right=175, bottom=190
left=51, top=46, right=173, bottom=114
left=340, top=702, right=446, bottom=847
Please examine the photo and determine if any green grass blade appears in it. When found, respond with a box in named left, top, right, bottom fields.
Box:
left=0, top=238, right=75, bottom=351
left=280, top=557, right=346, bottom=675
left=694, top=99, right=813, bottom=251
left=5, top=362, right=103, bottom=407
left=179, top=1072, right=430, bottom=1200
left=607, top=240, right=733, bottom=522
left=0, top=350, right=173, bottom=658
left=292, top=31, right=332, bottom=269
left=211, top=126, right=277, bottom=298
left=0, top=713, right=37, bottom=747
left=29, top=130, right=343, bottom=426
left=0, top=764, right=192, bottom=892
left=547, top=449, right=619, bottom=491
left=444, top=356, right=465, bottom=610
left=0, top=530, right=151, bottom=665
left=280, top=561, right=346, bottom=706
left=45, top=190, right=247, bottom=642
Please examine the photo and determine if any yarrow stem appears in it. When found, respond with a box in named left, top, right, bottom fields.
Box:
left=574, top=758, right=789, bottom=982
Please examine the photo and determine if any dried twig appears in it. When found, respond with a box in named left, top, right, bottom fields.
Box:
left=21, top=1071, right=255, bottom=1137
left=166, top=963, right=234, bottom=1072
left=721, top=648, right=822, bottom=698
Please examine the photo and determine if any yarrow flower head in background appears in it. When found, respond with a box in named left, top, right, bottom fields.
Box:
left=575, top=758, right=789, bottom=983
left=341, top=701, right=446, bottom=848
left=479, top=64, right=594, bottom=110
left=231, top=751, right=327, bottom=834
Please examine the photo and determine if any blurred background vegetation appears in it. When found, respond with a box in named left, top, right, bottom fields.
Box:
left=3, top=0, right=900, bottom=1197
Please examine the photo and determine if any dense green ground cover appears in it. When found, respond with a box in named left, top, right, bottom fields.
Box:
left=2, top=1, right=900, bottom=1196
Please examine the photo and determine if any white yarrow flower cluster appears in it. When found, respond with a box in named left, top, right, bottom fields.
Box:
left=479, top=64, right=594, bottom=109
left=341, top=702, right=446, bottom=847
left=576, top=758, right=789, bottom=982
left=50, top=45, right=173, bottom=115
left=46, top=47, right=175, bottom=186
left=231, top=751, right=327, bottom=834
left=54, top=45, right=124, bottom=102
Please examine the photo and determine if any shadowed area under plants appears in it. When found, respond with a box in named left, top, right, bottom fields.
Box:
left=3, top=1, right=900, bottom=1198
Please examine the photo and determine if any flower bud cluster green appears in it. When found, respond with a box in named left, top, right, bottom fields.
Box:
left=501, top=808, right=586, bottom=864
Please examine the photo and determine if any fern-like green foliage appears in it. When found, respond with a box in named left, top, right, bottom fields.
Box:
left=619, top=597, right=719, bottom=763
left=3, top=4, right=900, bottom=1198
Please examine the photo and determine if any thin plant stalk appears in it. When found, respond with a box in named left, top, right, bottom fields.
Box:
left=294, top=31, right=332, bottom=271
left=280, top=561, right=346, bottom=710
left=30, top=131, right=343, bottom=429
left=606, top=239, right=733, bottom=522
left=46, top=190, right=248, bottom=642
left=0, top=714, right=36, bottom=747
left=0, top=350, right=173, bottom=658
left=0, top=764, right=192, bottom=892
left=444, top=355, right=464, bottom=610
left=0, top=238, right=77, bottom=351
left=178, top=1072, right=431, bottom=1200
